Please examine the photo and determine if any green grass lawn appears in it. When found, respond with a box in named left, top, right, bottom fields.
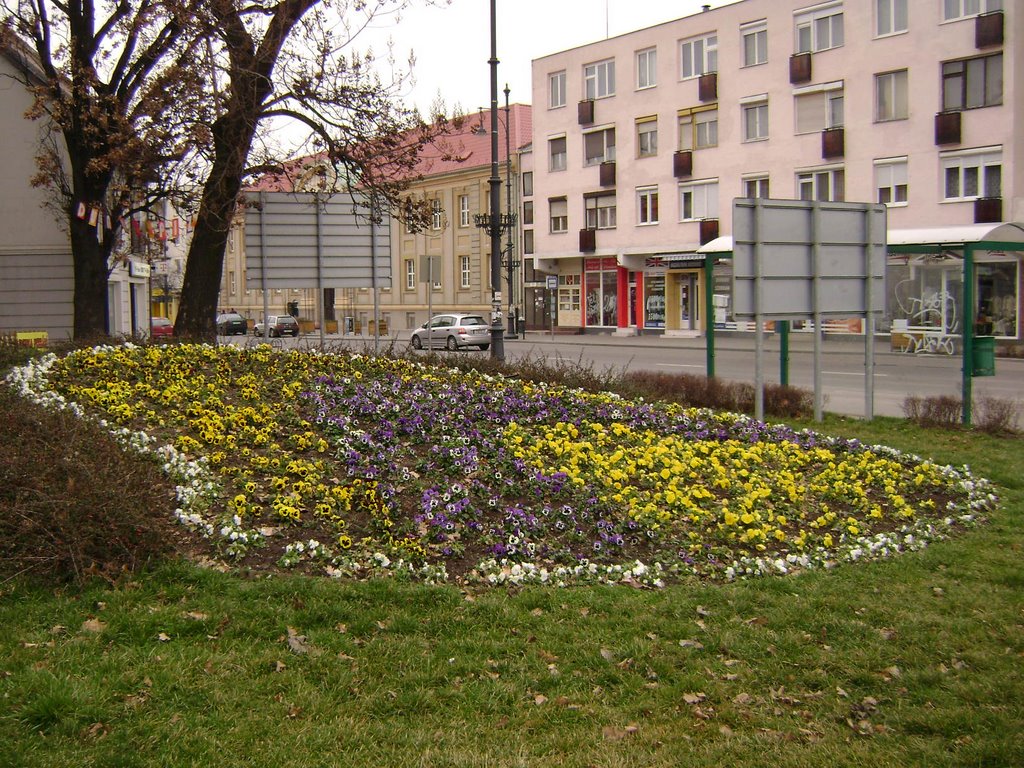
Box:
left=1, top=344, right=1021, bottom=766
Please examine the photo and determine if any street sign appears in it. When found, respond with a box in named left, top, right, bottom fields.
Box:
left=546, top=275, right=558, bottom=290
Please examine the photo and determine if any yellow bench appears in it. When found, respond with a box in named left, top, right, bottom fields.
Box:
left=15, top=331, right=48, bottom=348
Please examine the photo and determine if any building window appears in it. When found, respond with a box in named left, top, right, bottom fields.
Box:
left=680, top=33, right=718, bottom=79
left=636, top=47, right=657, bottom=89
left=431, top=198, right=443, bottom=230
left=549, top=136, right=567, bottom=172
left=585, top=193, right=617, bottom=230
left=549, top=198, right=568, bottom=233
left=583, top=127, right=616, bottom=166
left=549, top=70, right=566, bottom=109
left=458, top=194, right=470, bottom=227
left=637, top=118, right=658, bottom=157
left=460, top=255, right=471, bottom=288
left=941, top=148, right=1001, bottom=201
left=743, top=175, right=770, bottom=198
left=741, top=20, right=768, bottom=67
left=875, top=157, right=908, bottom=205
left=876, top=0, right=908, bottom=36
left=794, top=83, right=844, bottom=134
left=742, top=98, right=769, bottom=141
left=796, top=4, right=844, bottom=53
left=943, top=0, right=1002, bottom=22
left=584, top=58, right=615, bottom=100
left=679, top=179, right=718, bottom=221
left=523, top=229, right=534, bottom=255
left=797, top=166, right=845, bottom=201
left=405, top=258, right=416, bottom=290
left=678, top=107, right=718, bottom=151
left=875, top=70, right=908, bottom=121
left=523, top=172, right=533, bottom=197
left=523, top=200, right=534, bottom=226
left=942, top=54, right=1003, bottom=111
left=637, top=186, right=659, bottom=225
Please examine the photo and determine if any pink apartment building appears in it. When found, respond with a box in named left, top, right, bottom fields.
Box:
left=527, top=0, right=1021, bottom=348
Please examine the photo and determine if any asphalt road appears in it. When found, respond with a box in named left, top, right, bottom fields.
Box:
left=226, top=330, right=1023, bottom=420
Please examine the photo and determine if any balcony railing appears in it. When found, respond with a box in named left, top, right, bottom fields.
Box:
left=673, top=150, right=693, bottom=178
left=578, top=99, right=595, bottom=125
left=599, top=161, right=616, bottom=187
left=974, top=197, right=1002, bottom=224
left=698, top=72, right=717, bottom=102
left=935, top=111, right=961, bottom=145
left=822, top=127, right=844, bottom=159
left=699, top=219, right=719, bottom=246
left=579, top=228, right=596, bottom=253
left=789, top=52, right=812, bottom=85
left=976, top=10, right=1003, bottom=48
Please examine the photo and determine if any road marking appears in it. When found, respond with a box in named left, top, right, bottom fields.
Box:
left=824, top=371, right=888, bottom=377
left=657, top=363, right=705, bottom=369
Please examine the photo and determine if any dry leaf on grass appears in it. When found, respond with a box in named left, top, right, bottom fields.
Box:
left=81, top=618, right=106, bottom=634
left=286, top=627, right=309, bottom=654
left=602, top=724, right=639, bottom=741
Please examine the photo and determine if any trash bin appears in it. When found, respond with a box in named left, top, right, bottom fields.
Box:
left=972, top=336, right=996, bottom=377
left=343, top=317, right=354, bottom=335
left=517, top=318, right=526, bottom=336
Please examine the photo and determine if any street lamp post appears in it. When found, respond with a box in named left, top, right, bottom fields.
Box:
left=502, top=84, right=520, bottom=339
left=476, top=0, right=505, bottom=361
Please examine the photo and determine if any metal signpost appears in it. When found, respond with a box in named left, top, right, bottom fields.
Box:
left=244, top=191, right=392, bottom=347
left=732, top=198, right=887, bottom=422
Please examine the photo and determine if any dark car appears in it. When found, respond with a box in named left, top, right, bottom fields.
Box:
left=216, top=312, right=248, bottom=336
left=410, top=313, right=490, bottom=351
left=150, top=316, right=174, bottom=339
left=253, top=314, right=301, bottom=338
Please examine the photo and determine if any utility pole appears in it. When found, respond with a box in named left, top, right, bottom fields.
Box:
left=503, top=84, right=519, bottom=339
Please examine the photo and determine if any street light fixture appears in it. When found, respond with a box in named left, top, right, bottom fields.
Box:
left=473, top=86, right=520, bottom=339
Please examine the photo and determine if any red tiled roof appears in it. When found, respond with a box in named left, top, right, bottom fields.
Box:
left=247, top=104, right=533, bottom=192
left=410, top=103, right=532, bottom=178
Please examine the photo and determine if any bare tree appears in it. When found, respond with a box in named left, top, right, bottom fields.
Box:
left=174, top=0, right=457, bottom=338
left=1, top=0, right=206, bottom=338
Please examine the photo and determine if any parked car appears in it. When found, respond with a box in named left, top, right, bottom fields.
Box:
left=216, top=312, right=248, bottom=336
left=150, top=316, right=174, bottom=339
left=410, top=313, right=491, bottom=351
left=253, top=314, right=301, bottom=337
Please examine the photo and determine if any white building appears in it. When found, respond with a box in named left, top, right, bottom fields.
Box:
left=530, top=0, right=1020, bottom=347
left=0, top=40, right=157, bottom=341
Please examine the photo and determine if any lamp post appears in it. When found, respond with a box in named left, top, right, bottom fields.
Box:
left=475, top=0, right=505, bottom=361
left=501, top=84, right=520, bottom=339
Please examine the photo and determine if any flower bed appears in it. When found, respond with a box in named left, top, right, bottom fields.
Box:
left=5, top=344, right=997, bottom=586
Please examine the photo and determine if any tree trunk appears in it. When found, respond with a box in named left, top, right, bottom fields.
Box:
left=69, top=216, right=113, bottom=339
left=175, top=114, right=253, bottom=339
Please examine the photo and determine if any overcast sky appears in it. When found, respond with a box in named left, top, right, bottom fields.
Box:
left=359, top=0, right=723, bottom=116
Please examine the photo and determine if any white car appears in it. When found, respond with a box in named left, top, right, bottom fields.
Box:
left=410, top=314, right=491, bottom=351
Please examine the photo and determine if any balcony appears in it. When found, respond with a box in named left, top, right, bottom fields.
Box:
left=579, top=228, right=596, bottom=253
left=673, top=150, right=693, bottom=178
left=822, top=127, right=844, bottom=159
left=578, top=99, right=595, bottom=126
left=599, top=161, right=616, bottom=187
left=935, top=111, right=961, bottom=145
left=976, top=11, right=1003, bottom=48
left=974, top=197, right=1002, bottom=224
left=789, top=52, right=812, bottom=85
left=698, top=72, right=717, bottom=102
left=699, top=219, right=719, bottom=246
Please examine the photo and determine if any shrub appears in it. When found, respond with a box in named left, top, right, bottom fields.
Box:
left=974, top=396, right=1021, bottom=435
left=903, top=394, right=963, bottom=428
left=0, top=385, right=181, bottom=584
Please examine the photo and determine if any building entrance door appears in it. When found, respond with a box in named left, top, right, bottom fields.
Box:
left=678, top=273, right=698, bottom=330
